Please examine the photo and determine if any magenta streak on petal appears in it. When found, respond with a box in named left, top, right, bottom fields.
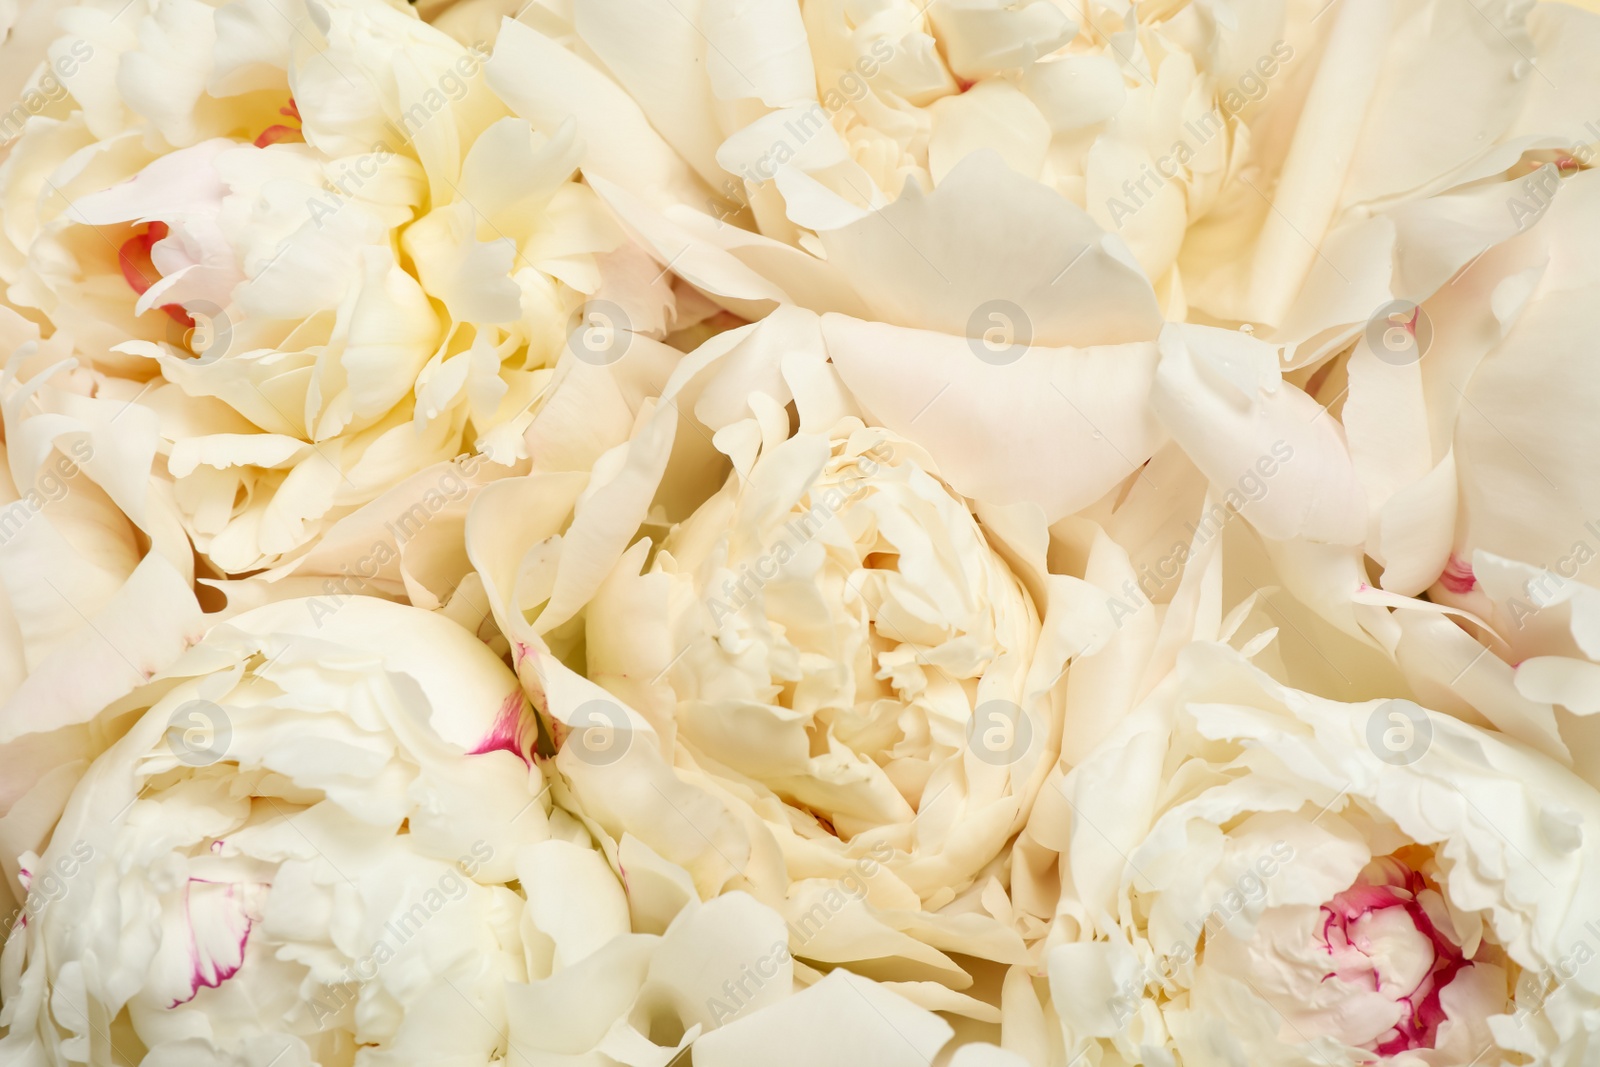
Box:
left=167, top=880, right=257, bottom=1009
left=468, top=690, right=531, bottom=766
left=1318, top=865, right=1469, bottom=1055
left=1438, top=554, right=1476, bottom=594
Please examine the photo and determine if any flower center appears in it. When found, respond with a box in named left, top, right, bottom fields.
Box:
left=252, top=97, right=305, bottom=148
left=1317, top=859, right=1471, bottom=1054
left=117, top=221, right=194, bottom=328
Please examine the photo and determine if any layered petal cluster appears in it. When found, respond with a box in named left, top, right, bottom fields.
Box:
left=1026, top=640, right=1600, bottom=1066
left=488, top=0, right=1598, bottom=350
left=1322, top=164, right=1600, bottom=790
left=4, top=0, right=1600, bottom=1062
left=0, top=591, right=1013, bottom=1067
left=471, top=0, right=1600, bottom=569
left=0, top=0, right=650, bottom=573
left=501, top=882, right=1025, bottom=1067
left=0, top=307, right=204, bottom=754
left=0, top=598, right=558, bottom=1065
left=470, top=307, right=1082, bottom=1020
left=581, top=0, right=1265, bottom=287
left=591, top=411, right=1054, bottom=887
left=1122, top=27, right=1600, bottom=819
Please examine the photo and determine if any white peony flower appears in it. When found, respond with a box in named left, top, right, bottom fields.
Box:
left=585, top=410, right=1054, bottom=904
left=1023, top=638, right=1600, bottom=1066
left=0, top=0, right=661, bottom=573
left=0, top=596, right=561, bottom=1066
left=0, top=308, right=205, bottom=867
left=485, top=0, right=1600, bottom=355
left=467, top=305, right=1097, bottom=1023
left=1259, top=158, right=1600, bottom=790
left=6, top=1, right=1600, bottom=1064
left=474, top=0, right=1600, bottom=546
left=521, top=0, right=1273, bottom=286
left=597, top=0, right=1254, bottom=288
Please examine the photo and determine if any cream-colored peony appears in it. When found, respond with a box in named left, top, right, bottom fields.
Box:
left=586, top=410, right=1053, bottom=902
left=0, top=0, right=665, bottom=574
left=575, top=0, right=1258, bottom=288
left=1372, top=164, right=1600, bottom=762
left=0, top=581, right=1030, bottom=1065
left=483, top=0, right=1600, bottom=350
left=475, top=0, right=1600, bottom=549
left=469, top=306, right=1097, bottom=1022
left=1015, top=636, right=1600, bottom=1066
left=0, top=596, right=570, bottom=1066
left=0, top=307, right=205, bottom=865
left=1238, top=155, right=1600, bottom=791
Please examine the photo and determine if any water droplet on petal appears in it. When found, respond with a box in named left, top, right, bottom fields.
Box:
left=1512, top=59, right=1531, bottom=78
